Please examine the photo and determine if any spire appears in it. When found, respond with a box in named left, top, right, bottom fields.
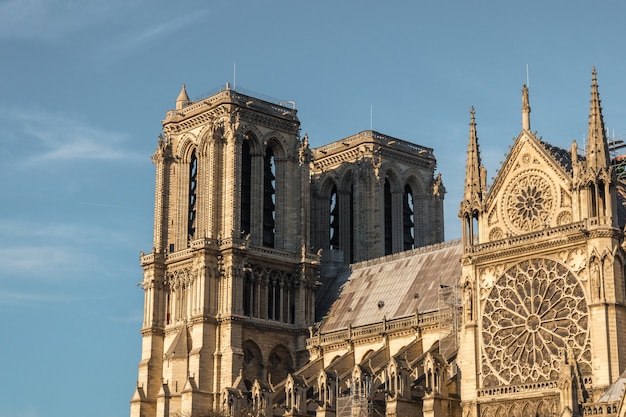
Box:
left=464, top=106, right=484, bottom=204
left=176, top=83, right=190, bottom=110
left=522, top=84, right=531, bottom=131
left=586, top=67, right=610, bottom=170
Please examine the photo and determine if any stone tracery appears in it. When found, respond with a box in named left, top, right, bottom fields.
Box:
left=504, top=172, right=555, bottom=233
left=481, top=258, right=590, bottom=387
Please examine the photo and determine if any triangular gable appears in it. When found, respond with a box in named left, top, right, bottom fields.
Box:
left=483, top=131, right=575, bottom=239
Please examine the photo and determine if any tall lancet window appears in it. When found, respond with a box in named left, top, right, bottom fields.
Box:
left=403, top=185, right=415, bottom=251
left=384, top=178, right=393, bottom=255
left=241, top=140, right=252, bottom=236
left=349, top=184, right=354, bottom=263
left=589, top=183, right=598, bottom=218
left=329, top=185, right=338, bottom=249
left=598, top=180, right=606, bottom=218
left=188, top=149, right=198, bottom=242
left=263, top=147, right=276, bottom=248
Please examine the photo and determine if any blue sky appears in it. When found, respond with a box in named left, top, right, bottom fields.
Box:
left=1, top=1, right=625, bottom=416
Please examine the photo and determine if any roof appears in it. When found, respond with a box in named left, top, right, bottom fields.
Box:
left=319, top=240, right=462, bottom=333
left=598, top=369, right=626, bottom=403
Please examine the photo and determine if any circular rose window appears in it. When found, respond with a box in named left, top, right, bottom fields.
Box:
left=504, top=173, right=554, bottom=233
left=481, top=258, right=590, bottom=386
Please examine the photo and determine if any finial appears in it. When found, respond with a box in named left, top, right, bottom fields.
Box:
left=586, top=67, right=609, bottom=169
left=175, top=83, right=190, bottom=110
left=522, top=84, right=531, bottom=131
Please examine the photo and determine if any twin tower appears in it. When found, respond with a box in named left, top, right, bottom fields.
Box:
left=130, top=84, right=444, bottom=417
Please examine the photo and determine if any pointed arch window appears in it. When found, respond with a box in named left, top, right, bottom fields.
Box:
left=384, top=178, right=392, bottom=255
left=403, top=185, right=415, bottom=251
left=263, top=147, right=276, bottom=248
left=349, top=184, right=354, bottom=263
left=589, top=183, right=598, bottom=218
left=598, top=180, right=606, bottom=218
left=187, top=149, right=198, bottom=242
left=329, top=185, right=338, bottom=249
left=241, top=140, right=252, bottom=236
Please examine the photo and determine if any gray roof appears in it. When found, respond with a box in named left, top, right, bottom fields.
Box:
left=320, top=240, right=462, bottom=333
left=598, top=369, right=626, bottom=403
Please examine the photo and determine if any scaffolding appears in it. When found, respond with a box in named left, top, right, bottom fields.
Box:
left=336, top=375, right=386, bottom=417
left=438, top=284, right=461, bottom=353
left=609, top=137, right=626, bottom=181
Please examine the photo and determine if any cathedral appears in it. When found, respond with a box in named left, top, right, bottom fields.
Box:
left=131, top=69, right=626, bottom=417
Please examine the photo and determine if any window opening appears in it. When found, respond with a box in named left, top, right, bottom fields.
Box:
left=241, top=141, right=252, bottom=236
left=589, top=183, right=598, bottom=217
left=263, top=147, right=276, bottom=247
left=349, top=184, right=354, bottom=263
left=329, top=185, right=338, bottom=249
left=187, top=150, right=198, bottom=242
left=403, top=185, right=415, bottom=250
left=384, top=179, right=393, bottom=255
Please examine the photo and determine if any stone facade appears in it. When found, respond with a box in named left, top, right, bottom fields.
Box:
left=132, top=69, right=626, bottom=417
left=458, top=70, right=626, bottom=417
left=131, top=83, right=444, bottom=417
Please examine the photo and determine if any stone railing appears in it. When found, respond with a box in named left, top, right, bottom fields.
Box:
left=316, top=130, right=433, bottom=158
left=168, top=86, right=296, bottom=119
left=140, top=237, right=319, bottom=266
left=477, top=380, right=558, bottom=397
left=306, top=311, right=452, bottom=348
left=581, top=402, right=619, bottom=415
left=465, top=221, right=587, bottom=254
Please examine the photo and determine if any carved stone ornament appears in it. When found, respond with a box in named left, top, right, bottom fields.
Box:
left=503, top=172, right=555, bottom=233
left=479, top=397, right=558, bottom=417
left=481, top=258, right=591, bottom=387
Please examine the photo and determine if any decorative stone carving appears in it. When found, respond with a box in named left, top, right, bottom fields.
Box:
left=481, top=258, right=590, bottom=386
left=488, top=227, right=503, bottom=241
left=503, top=171, right=555, bottom=233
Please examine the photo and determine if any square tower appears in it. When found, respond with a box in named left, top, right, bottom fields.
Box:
left=131, top=84, right=319, bottom=417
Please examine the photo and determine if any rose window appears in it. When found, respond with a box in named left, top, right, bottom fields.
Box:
left=481, top=258, right=590, bottom=387
left=505, top=173, right=554, bottom=233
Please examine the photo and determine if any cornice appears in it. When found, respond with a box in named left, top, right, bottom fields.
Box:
left=462, top=221, right=623, bottom=264
left=312, top=143, right=434, bottom=174
left=162, top=90, right=300, bottom=136
left=241, top=318, right=308, bottom=335
left=140, top=327, right=164, bottom=337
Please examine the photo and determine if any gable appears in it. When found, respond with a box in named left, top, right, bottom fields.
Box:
left=484, top=131, right=574, bottom=240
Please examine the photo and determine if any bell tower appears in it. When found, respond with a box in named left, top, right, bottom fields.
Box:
left=131, top=84, right=319, bottom=417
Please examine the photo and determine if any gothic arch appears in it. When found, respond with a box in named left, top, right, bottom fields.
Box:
left=264, top=133, right=288, bottom=159
left=337, top=166, right=355, bottom=191
left=361, top=349, right=374, bottom=363
left=177, top=134, right=199, bottom=162
left=404, top=172, right=427, bottom=197
left=329, top=355, right=342, bottom=365
left=381, top=165, right=403, bottom=192
left=242, top=128, right=264, bottom=155
left=197, top=122, right=225, bottom=155
left=242, top=340, right=264, bottom=382
left=318, top=175, right=339, bottom=197
left=267, top=344, right=293, bottom=383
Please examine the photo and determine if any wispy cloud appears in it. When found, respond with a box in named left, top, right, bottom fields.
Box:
left=99, top=9, right=210, bottom=60
left=0, top=289, right=75, bottom=307
left=0, top=219, right=138, bottom=280
left=0, top=0, right=127, bottom=41
left=0, top=246, right=82, bottom=275
left=1, top=108, right=143, bottom=165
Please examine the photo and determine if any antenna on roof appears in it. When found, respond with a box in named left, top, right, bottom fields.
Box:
left=370, top=105, right=373, bottom=131
left=233, top=62, right=236, bottom=90
left=526, top=64, right=530, bottom=87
